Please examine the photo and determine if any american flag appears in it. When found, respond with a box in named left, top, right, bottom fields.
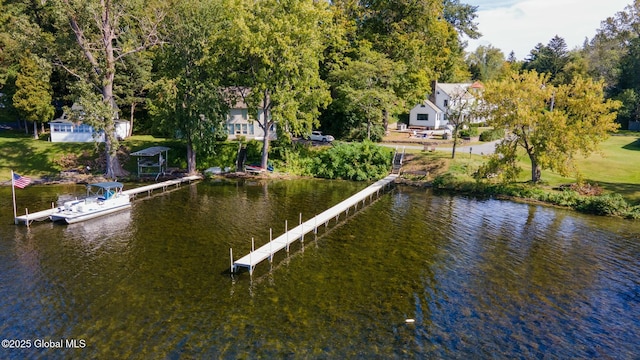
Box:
left=13, top=172, right=32, bottom=189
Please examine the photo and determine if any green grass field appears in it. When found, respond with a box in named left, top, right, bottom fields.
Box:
left=0, top=131, right=183, bottom=182
left=523, top=135, right=640, bottom=203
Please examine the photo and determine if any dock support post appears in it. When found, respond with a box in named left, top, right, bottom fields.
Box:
left=285, top=220, right=289, bottom=252
left=250, top=237, right=254, bottom=268
left=269, top=228, right=273, bottom=261
left=314, top=216, right=318, bottom=234
left=230, top=248, right=234, bottom=273
left=25, top=208, right=29, bottom=228
left=300, top=213, right=304, bottom=243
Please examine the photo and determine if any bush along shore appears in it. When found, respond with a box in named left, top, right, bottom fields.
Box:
left=417, top=174, right=640, bottom=219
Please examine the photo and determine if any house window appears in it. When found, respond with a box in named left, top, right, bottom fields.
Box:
left=417, top=114, right=429, bottom=121
left=444, top=100, right=449, bottom=108
left=227, top=124, right=234, bottom=135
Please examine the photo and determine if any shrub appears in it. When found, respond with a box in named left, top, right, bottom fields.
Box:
left=459, top=127, right=479, bottom=138
left=312, top=141, right=393, bottom=181
left=575, top=193, right=630, bottom=217
left=479, top=128, right=505, bottom=142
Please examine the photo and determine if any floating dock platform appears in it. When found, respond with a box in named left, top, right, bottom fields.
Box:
left=230, top=174, right=398, bottom=275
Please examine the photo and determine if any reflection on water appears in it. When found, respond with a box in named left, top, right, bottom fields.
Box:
left=0, top=181, right=638, bottom=359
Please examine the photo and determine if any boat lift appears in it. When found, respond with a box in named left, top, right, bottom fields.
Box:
left=130, top=146, right=171, bottom=180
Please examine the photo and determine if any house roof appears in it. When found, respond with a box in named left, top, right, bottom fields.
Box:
left=436, top=83, right=475, bottom=100
left=415, top=99, right=443, bottom=113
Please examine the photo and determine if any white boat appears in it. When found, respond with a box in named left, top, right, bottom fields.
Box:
left=50, top=182, right=131, bottom=224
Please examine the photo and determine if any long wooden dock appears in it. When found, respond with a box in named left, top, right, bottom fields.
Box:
left=230, top=174, right=398, bottom=275
left=14, top=175, right=201, bottom=225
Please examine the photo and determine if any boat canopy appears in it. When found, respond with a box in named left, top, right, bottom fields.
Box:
left=88, top=182, right=124, bottom=190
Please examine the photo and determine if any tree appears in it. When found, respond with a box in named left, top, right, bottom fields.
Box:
left=443, top=0, right=481, bottom=40
left=466, top=45, right=508, bottom=81
left=12, top=53, right=54, bottom=138
left=523, top=36, right=570, bottom=84
left=0, top=0, right=54, bottom=128
left=584, top=0, right=640, bottom=91
left=445, top=84, right=481, bottom=159
left=328, top=42, right=404, bottom=141
left=51, top=0, right=165, bottom=178
left=224, top=0, right=332, bottom=169
left=148, top=0, right=230, bottom=174
left=480, top=71, right=620, bottom=183
left=114, top=51, right=153, bottom=137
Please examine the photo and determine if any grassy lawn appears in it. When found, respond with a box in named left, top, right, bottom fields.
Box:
left=0, top=131, right=184, bottom=182
left=400, top=134, right=640, bottom=204
left=521, top=135, right=640, bottom=203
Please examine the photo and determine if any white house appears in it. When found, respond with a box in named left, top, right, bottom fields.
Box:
left=408, top=99, right=445, bottom=129
left=409, top=81, right=484, bottom=129
left=49, top=103, right=130, bottom=143
left=224, top=87, right=276, bottom=141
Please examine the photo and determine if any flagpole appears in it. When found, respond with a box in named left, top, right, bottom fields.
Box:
left=11, top=170, right=18, bottom=225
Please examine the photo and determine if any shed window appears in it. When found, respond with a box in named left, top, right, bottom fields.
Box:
left=417, top=114, right=429, bottom=121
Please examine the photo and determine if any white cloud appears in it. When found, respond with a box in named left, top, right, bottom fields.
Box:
left=465, top=0, right=632, bottom=60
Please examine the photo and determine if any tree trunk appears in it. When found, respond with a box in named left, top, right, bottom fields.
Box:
left=366, top=118, right=371, bottom=140
left=451, top=126, right=458, bottom=159
left=383, top=109, right=389, bottom=135
left=530, top=156, right=541, bottom=183
left=260, top=93, right=271, bottom=170
left=33, top=121, right=38, bottom=139
left=129, top=102, right=136, bottom=137
left=261, top=123, right=270, bottom=169
left=187, top=139, right=196, bottom=175
left=102, top=7, right=123, bottom=179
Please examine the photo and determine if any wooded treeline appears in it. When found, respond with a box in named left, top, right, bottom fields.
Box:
left=0, top=0, right=638, bottom=177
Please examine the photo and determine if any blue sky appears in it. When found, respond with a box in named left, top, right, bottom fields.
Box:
left=464, top=0, right=633, bottom=59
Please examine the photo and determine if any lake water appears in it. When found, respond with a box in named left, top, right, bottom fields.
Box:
left=0, top=179, right=638, bottom=359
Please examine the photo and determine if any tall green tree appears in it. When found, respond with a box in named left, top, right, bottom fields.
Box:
left=224, top=0, right=332, bottom=169
left=329, top=42, right=405, bottom=141
left=584, top=0, right=640, bottom=91
left=148, top=0, right=230, bottom=174
left=50, top=0, right=166, bottom=178
left=12, top=53, right=54, bottom=138
left=0, top=0, right=54, bottom=124
left=114, top=51, right=153, bottom=137
left=466, top=45, right=508, bottom=81
left=523, top=35, right=570, bottom=84
left=480, top=71, right=620, bottom=183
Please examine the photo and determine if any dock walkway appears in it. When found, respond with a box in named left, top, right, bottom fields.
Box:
left=231, top=174, right=398, bottom=274
left=14, top=175, right=201, bottom=225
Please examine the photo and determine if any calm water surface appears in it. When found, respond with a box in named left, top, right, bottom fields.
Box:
left=0, top=179, right=638, bottom=359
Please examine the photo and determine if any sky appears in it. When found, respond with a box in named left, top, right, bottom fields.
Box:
left=464, top=0, right=633, bottom=60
